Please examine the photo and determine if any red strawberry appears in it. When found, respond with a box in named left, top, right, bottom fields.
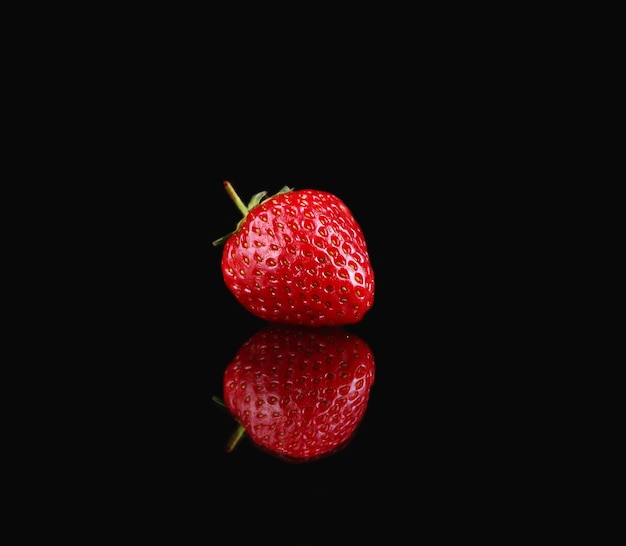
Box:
left=213, top=181, right=374, bottom=327
left=220, top=325, right=375, bottom=462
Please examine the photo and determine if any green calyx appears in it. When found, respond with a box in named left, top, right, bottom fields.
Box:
left=212, top=180, right=293, bottom=247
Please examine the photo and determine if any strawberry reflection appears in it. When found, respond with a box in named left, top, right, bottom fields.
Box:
left=215, top=324, right=375, bottom=463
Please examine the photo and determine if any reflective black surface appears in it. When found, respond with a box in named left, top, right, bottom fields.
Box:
left=217, top=324, right=375, bottom=462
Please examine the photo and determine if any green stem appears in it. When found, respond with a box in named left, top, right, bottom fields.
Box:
left=224, top=180, right=249, bottom=217
left=212, top=182, right=294, bottom=247
left=225, top=424, right=246, bottom=453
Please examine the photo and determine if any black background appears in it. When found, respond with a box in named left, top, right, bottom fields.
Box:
left=24, top=9, right=590, bottom=541
left=78, top=92, right=555, bottom=541
left=77, top=36, right=558, bottom=537
left=54, top=94, right=563, bottom=543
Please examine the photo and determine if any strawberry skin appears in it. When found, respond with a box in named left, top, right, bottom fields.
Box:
left=216, top=183, right=374, bottom=326
left=222, top=325, right=375, bottom=462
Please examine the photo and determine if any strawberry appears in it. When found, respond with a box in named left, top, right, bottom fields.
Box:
left=213, top=181, right=374, bottom=327
left=220, top=325, right=375, bottom=462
